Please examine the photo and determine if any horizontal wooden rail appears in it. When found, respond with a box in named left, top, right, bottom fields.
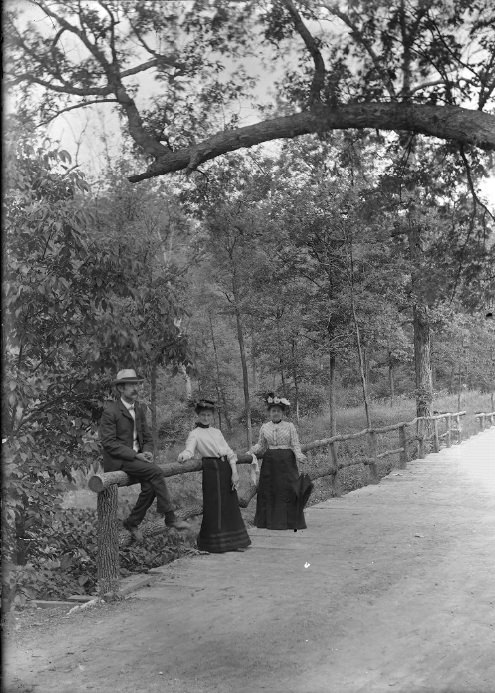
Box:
left=475, top=412, right=495, bottom=431
left=88, top=453, right=254, bottom=494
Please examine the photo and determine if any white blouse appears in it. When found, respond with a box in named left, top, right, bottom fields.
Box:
left=180, top=426, right=237, bottom=464
left=249, top=421, right=306, bottom=463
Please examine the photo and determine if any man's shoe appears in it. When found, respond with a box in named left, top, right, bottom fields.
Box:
left=165, top=519, right=189, bottom=531
left=123, top=523, right=143, bottom=542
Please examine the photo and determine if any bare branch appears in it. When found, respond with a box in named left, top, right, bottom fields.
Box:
left=320, top=2, right=397, bottom=100
left=39, top=0, right=111, bottom=70
left=8, top=74, right=113, bottom=96
left=283, top=0, right=326, bottom=106
left=408, top=77, right=475, bottom=95
left=37, top=98, right=119, bottom=126
left=128, top=19, right=185, bottom=70
left=17, top=2, right=168, bottom=158
left=100, top=1, right=118, bottom=64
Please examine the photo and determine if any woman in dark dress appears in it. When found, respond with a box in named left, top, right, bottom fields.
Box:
left=248, top=394, right=308, bottom=530
left=177, top=400, right=251, bottom=553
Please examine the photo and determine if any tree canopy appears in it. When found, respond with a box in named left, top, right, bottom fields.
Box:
left=6, top=0, right=495, bottom=182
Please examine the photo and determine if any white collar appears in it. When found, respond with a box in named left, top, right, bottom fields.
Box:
left=121, top=398, right=136, bottom=410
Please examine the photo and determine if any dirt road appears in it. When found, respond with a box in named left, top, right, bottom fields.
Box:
left=5, top=429, right=495, bottom=693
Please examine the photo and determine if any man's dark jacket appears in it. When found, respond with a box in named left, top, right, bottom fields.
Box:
left=99, top=400, right=153, bottom=472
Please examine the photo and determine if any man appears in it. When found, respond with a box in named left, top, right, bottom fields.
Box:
left=99, top=368, right=188, bottom=541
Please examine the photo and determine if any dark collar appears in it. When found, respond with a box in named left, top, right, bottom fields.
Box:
left=271, top=419, right=282, bottom=425
left=195, top=422, right=210, bottom=429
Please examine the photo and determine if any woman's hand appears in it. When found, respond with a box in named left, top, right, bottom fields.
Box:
left=177, top=451, right=188, bottom=463
left=231, top=467, right=240, bottom=491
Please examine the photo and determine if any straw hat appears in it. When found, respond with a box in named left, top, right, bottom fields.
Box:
left=113, top=369, right=144, bottom=385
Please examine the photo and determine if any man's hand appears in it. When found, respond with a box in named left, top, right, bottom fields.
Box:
left=136, top=452, right=153, bottom=463
left=177, top=451, right=189, bottom=463
left=250, top=456, right=259, bottom=486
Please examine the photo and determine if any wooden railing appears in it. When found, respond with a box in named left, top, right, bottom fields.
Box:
left=89, top=410, right=494, bottom=597
left=475, top=411, right=495, bottom=431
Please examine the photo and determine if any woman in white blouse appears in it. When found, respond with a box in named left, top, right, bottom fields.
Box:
left=177, top=399, right=251, bottom=553
left=249, top=393, right=308, bottom=530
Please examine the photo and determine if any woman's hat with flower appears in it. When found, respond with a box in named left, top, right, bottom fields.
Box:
left=264, top=392, right=290, bottom=410
left=194, top=398, right=216, bottom=413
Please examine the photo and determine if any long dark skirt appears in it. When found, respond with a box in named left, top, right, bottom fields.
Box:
left=255, top=448, right=307, bottom=530
left=198, top=457, right=251, bottom=553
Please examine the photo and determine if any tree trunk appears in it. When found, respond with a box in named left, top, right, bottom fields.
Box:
left=329, top=353, right=337, bottom=436
left=150, top=360, right=158, bottom=458
left=221, top=389, right=232, bottom=432
left=179, top=364, right=192, bottom=400
left=251, top=330, right=258, bottom=390
left=413, top=304, right=433, bottom=418
left=353, top=304, right=372, bottom=428
left=232, top=281, right=252, bottom=447
left=346, top=226, right=372, bottom=429
left=449, top=364, right=456, bottom=393
left=280, top=358, right=287, bottom=396
left=363, top=346, right=370, bottom=389
left=408, top=221, right=433, bottom=419
left=457, top=363, right=462, bottom=413
left=209, top=313, right=224, bottom=429
left=276, top=313, right=287, bottom=396
left=388, top=350, right=395, bottom=408
left=291, top=339, right=300, bottom=423
left=97, top=485, right=120, bottom=597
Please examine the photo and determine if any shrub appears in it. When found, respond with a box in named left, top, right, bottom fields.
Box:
left=13, top=507, right=196, bottom=604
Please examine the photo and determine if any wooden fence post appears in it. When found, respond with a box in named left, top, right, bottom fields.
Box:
left=398, top=425, right=408, bottom=469
left=478, top=414, right=485, bottom=432
left=455, top=414, right=462, bottom=444
left=432, top=418, right=440, bottom=453
left=367, top=430, right=379, bottom=484
left=417, top=418, right=425, bottom=459
left=445, top=414, right=452, bottom=447
left=329, top=441, right=341, bottom=497
left=97, top=485, right=120, bottom=598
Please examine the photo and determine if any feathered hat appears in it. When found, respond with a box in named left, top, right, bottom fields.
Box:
left=193, top=399, right=216, bottom=414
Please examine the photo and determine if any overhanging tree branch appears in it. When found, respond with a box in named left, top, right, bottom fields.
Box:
left=127, top=103, right=495, bottom=181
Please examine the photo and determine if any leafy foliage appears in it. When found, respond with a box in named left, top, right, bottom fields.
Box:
left=2, top=125, right=192, bottom=612
left=12, top=507, right=195, bottom=604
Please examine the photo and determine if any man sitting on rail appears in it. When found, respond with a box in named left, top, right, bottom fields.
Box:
left=99, top=368, right=189, bottom=541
